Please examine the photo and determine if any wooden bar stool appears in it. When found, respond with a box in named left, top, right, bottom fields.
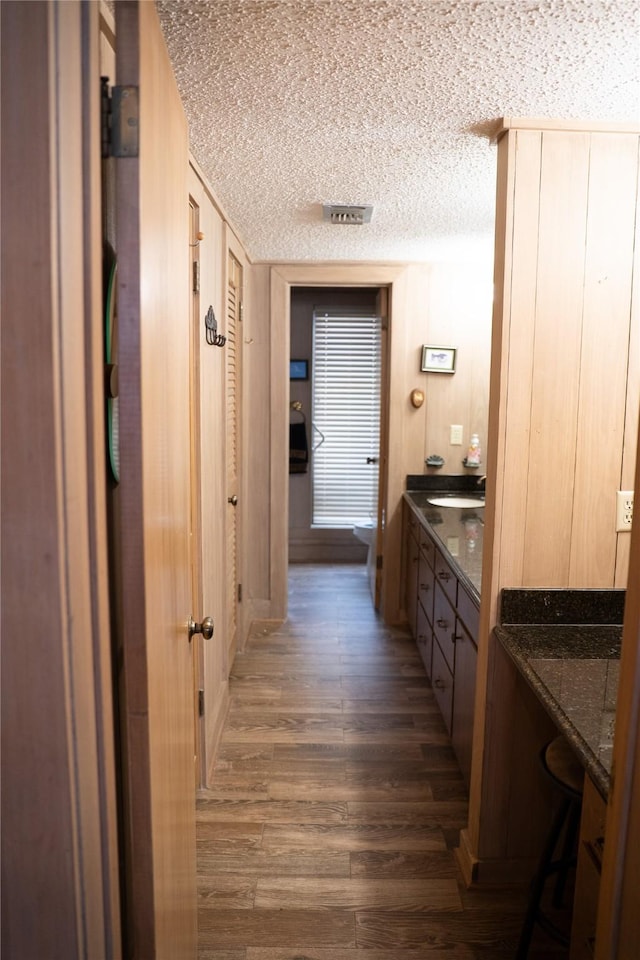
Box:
left=515, top=735, right=584, bottom=959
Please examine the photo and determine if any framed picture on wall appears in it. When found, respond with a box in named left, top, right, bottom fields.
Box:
left=421, top=345, right=456, bottom=374
left=290, top=359, right=309, bottom=380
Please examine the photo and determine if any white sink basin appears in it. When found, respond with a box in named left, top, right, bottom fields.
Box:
left=427, top=496, right=485, bottom=508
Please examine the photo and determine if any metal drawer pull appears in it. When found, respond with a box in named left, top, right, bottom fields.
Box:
left=438, top=570, right=451, bottom=581
left=436, top=617, right=448, bottom=628
left=420, top=583, right=430, bottom=591
left=434, top=678, right=445, bottom=690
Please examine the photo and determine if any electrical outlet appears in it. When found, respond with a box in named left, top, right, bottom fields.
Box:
left=450, top=424, right=463, bottom=445
left=616, top=491, right=634, bottom=532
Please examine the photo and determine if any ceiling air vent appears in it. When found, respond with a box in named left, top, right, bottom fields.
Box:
left=323, top=203, right=373, bottom=225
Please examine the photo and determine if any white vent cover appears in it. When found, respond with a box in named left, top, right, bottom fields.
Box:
left=323, top=203, right=373, bottom=225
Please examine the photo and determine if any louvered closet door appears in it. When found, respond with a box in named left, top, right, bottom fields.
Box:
left=226, top=252, right=242, bottom=659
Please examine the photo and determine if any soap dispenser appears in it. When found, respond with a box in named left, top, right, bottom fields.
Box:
left=465, top=433, right=481, bottom=467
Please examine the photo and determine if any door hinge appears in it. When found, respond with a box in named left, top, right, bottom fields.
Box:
left=238, top=583, right=243, bottom=603
left=198, top=689, right=204, bottom=717
left=239, top=301, right=244, bottom=322
left=376, top=555, right=383, bottom=569
left=193, top=260, right=200, bottom=293
left=101, top=76, right=139, bottom=158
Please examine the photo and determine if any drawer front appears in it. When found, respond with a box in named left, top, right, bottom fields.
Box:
left=417, top=553, right=435, bottom=625
left=406, top=505, right=419, bottom=542
left=451, top=619, right=477, bottom=788
left=405, top=529, right=419, bottom=637
left=456, top=583, right=479, bottom=640
left=418, top=527, right=435, bottom=568
left=431, top=639, right=453, bottom=734
left=416, top=596, right=433, bottom=678
left=433, top=581, right=456, bottom=673
left=434, top=548, right=457, bottom=607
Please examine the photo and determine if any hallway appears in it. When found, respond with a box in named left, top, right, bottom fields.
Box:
left=196, top=564, right=565, bottom=958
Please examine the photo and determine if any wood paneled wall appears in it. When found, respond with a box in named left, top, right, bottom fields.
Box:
left=489, top=124, right=639, bottom=594
left=461, top=119, right=640, bottom=886
left=413, top=262, right=493, bottom=476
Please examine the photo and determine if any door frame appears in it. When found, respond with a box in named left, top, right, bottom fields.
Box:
left=225, top=226, right=246, bottom=656
left=287, top=288, right=385, bottom=584
left=270, top=264, right=407, bottom=624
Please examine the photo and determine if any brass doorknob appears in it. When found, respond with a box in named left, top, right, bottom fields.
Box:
left=227, top=495, right=238, bottom=506
left=188, top=616, right=214, bottom=641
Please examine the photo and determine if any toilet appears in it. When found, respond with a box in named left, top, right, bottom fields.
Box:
left=353, top=522, right=375, bottom=546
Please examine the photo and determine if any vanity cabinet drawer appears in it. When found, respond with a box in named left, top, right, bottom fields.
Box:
left=451, top=618, right=477, bottom=787
left=418, top=528, right=436, bottom=567
left=433, top=581, right=456, bottom=673
left=417, top=553, right=435, bottom=625
left=431, top=640, right=453, bottom=734
left=404, top=508, right=420, bottom=637
left=434, top=548, right=457, bottom=607
left=416, top=595, right=433, bottom=678
left=457, top=582, right=479, bottom=637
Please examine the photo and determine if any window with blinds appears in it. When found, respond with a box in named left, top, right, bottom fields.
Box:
left=311, top=310, right=381, bottom=527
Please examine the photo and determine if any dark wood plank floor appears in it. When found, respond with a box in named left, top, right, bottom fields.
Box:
left=197, top=563, right=569, bottom=959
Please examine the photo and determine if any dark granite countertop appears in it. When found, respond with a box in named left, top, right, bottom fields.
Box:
left=495, top=590, right=624, bottom=799
left=403, top=489, right=484, bottom=602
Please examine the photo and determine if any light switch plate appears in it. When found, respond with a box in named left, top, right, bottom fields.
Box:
left=450, top=424, right=463, bottom=445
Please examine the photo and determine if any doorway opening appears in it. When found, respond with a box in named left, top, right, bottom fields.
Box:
left=288, top=286, right=388, bottom=605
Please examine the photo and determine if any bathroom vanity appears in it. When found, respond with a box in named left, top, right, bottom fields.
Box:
left=403, top=486, right=484, bottom=786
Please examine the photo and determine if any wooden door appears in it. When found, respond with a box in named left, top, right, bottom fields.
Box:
left=226, top=250, right=243, bottom=660
left=115, top=3, right=196, bottom=956
left=189, top=198, right=206, bottom=787
left=373, top=287, right=390, bottom=609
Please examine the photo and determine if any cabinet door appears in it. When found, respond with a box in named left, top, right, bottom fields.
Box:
left=452, top=619, right=477, bottom=788
left=416, top=596, right=433, bottom=678
left=432, top=640, right=453, bottom=734
left=405, top=521, right=419, bottom=637
left=433, top=581, right=456, bottom=673
left=457, top=580, right=479, bottom=638
left=417, top=551, right=434, bottom=627
left=434, top=547, right=457, bottom=607
left=418, top=527, right=436, bottom=568
left=570, top=775, right=605, bottom=960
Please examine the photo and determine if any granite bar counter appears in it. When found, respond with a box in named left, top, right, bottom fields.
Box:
left=495, top=588, right=625, bottom=799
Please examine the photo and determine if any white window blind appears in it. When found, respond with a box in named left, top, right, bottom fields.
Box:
left=312, top=310, right=381, bottom=527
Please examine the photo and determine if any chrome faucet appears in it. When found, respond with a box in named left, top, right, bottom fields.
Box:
left=477, top=475, right=487, bottom=489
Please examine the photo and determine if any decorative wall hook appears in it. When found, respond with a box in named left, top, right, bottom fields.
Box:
left=204, top=305, right=226, bottom=347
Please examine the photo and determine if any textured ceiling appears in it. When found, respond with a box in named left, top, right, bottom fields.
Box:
left=156, top=0, right=640, bottom=263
